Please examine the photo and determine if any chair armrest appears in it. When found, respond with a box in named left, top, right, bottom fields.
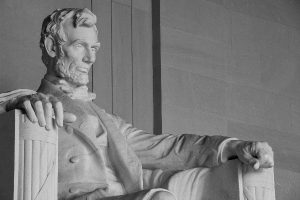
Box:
left=0, top=110, right=58, bottom=200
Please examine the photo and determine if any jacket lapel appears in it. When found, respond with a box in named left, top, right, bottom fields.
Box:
left=37, top=79, right=98, bottom=151
left=38, top=79, right=143, bottom=192
left=89, top=102, right=143, bottom=193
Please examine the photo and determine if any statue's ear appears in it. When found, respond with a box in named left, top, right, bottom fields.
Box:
left=44, top=37, right=57, bottom=58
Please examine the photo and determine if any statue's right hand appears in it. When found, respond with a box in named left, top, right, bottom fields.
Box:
left=6, top=93, right=76, bottom=130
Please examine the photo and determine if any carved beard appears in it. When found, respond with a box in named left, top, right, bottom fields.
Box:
left=55, top=58, right=89, bottom=86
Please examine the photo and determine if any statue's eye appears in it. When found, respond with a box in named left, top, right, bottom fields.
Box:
left=91, top=47, right=99, bottom=52
left=73, top=43, right=83, bottom=48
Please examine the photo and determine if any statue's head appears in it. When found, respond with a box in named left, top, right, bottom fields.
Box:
left=40, top=8, right=100, bottom=86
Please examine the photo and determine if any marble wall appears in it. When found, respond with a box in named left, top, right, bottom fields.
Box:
left=160, top=0, right=300, bottom=199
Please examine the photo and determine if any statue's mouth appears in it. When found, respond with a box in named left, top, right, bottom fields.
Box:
left=77, top=67, right=89, bottom=74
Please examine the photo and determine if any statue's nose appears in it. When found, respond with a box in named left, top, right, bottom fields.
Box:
left=83, top=50, right=95, bottom=64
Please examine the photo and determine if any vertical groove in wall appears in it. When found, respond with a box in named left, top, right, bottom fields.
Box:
left=131, top=0, right=134, bottom=125
left=91, top=0, right=94, bottom=93
left=152, top=0, right=162, bottom=134
left=111, top=0, right=114, bottom=113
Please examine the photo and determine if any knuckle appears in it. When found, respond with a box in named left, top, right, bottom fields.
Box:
left=49, top=95, right=59, bottom=102
left=261, top=141, right=268, bottom=146
left=23, top=99, right=30, bottom=105
left=34, top=100, right=42, bottom=106
left=52, top=96, right=59, bottom=101
left=23, top=100, right=31, bottom=108
left=259, top=141, right=273, bottom=151
left=41, top=97, right=50, bottom=104
left=34, top=102, right=44, bottom=112
left=38, top=92, right=47, bottom=98
left=55, top=101, right=63, bottom=108
left=45, top=102, right=53, bottom=108
left=36, top=93, right=43, bottom=98
left=29, top=93, right=40, bottom=101
left=250, top=141, right=258, bottom=151
left=256, top=141, right=268, bottom=149
left=256, top=142, right=263, bottom=148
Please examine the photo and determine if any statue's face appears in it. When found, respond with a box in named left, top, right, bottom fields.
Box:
left=55, top=21, right=100, bottom=86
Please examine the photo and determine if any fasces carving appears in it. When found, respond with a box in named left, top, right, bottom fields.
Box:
left=17, top=110, right=58, bottom=200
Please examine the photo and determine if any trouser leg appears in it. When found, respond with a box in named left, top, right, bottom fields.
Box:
left=73, top=188, right=176, bottom=200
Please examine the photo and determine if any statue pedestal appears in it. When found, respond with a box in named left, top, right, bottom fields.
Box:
left=0, top=110, right=58, bottom=200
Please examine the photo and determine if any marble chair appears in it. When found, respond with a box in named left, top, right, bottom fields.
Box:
left=0, top=110, right=276, bottom=200
left=0, top=110, right=58, bottom=200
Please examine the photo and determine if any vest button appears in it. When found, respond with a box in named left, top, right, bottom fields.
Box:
left=69, top=156, right=80, bottom=163
left=69, top=187, right=80, bottom=193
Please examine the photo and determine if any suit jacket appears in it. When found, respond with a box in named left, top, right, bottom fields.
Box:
left=37, top=79, right=230, bottom=199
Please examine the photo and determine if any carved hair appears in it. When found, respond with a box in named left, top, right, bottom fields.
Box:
left=40, top=8, right=98, bottom=66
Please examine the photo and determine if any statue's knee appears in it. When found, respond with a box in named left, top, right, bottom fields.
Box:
left=151, top=191, right=176, bottom=200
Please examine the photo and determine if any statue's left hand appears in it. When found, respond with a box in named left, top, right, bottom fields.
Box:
left=6, top=93, right=76, bottom=130
left=224, top=140, right=274, bottom=170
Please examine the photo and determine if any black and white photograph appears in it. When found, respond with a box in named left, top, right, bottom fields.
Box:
left=0, top=0, right=299, bottom=200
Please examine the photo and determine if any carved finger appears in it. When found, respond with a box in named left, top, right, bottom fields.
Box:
left=49, top=96, right=63, bottom=127
left=34, top=101, right=46, bottom=127
left=23, top=100, right=38, bottom=123
left=44, top=102, right=53, bottom=130
left=236, top=141, right=259, bottom=168
left=53, top=101, right=63, bottom=127
left=40, top=93, right=53, bottom=129
left=241, top=152, right=258, bottom=167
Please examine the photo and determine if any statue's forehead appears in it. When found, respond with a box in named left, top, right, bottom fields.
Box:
left=62, top=24, right=98, bottom=44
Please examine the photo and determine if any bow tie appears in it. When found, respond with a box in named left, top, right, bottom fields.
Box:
left=44, top=76, right=96, bottom=101
left=58, top=82, right=96, bottom=101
